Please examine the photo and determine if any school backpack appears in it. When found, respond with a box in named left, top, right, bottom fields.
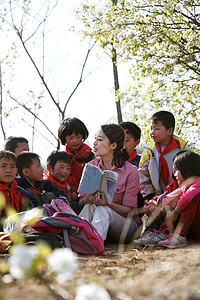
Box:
left=32, top=212, right=104, bottom=255
left=43, top=198, right=77, bottom=217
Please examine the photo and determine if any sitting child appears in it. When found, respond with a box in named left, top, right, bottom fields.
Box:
left=0, top=150, right=29, bottom=229
left=44, top=150, right=72, bottom=194
left=135, top=151, right=185, bottom=245
left=139, top=110, right=189, bottom=202
left=4, top=136, right=29, bottom=155
left=58, top=117, right=95, bottom=194
left=16, top=152, right=69, bottom=208
left=43, top=150, right=79, bottom=213
left=142, top=151, right=200, bottom=248
left=120, top=121, right=144, bottom=214
left=120, top=121, right=141, bottom=167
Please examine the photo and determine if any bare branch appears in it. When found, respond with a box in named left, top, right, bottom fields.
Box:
left=9, top=93, right=58, bottom=142
left=21, top=118, right=56, bottom=148
left=63, top=41, right=96, bottom=116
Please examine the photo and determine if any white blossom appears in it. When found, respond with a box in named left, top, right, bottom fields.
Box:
left=23, top=207, right=43, bottom=224
left=8, top=245, right=38, bottom=280
left=47, top=248, right=78, bottom=283
left=75, top=283, right=111, bottom=300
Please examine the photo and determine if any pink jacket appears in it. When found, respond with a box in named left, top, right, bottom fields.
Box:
left=162, top=177, right=200, bottom=210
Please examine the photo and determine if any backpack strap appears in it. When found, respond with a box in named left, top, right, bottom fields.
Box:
left=63, top=229, right=71, bottom=249
left=39, top=216, right=75, bottom=249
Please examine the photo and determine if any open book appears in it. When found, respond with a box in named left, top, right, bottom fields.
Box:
left=78, top=163, right=119, bottom=204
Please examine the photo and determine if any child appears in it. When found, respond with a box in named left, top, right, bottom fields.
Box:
left=4, top=136, right=29, bottom=155
left=43, top=150, right=72, bottom=194
left=144, top=151, right=200, bottom=248
left=78, top=123, right=142, bottom=244
left=43, top=150, right=79, bottom=212
left=0, top=151, right=29, bottom=229
left=58, top=117, right=95, bottom=193
left=120, top=121, right=144, bottom=214
left=139, top=111, right=189, bottom=202
left=16, top=152, right=69, bottom=208
left=120, top=121, right=141, bottom=167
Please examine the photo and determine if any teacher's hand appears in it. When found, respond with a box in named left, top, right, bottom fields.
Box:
left=93, top=192, right=108, bottom=206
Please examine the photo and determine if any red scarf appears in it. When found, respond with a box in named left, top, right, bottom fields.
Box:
left=65, top=143, right=94, bottom=192
left=128, top=149, right=137, bottom=162
left=43, top=172, right=70, bottom=193
left=0, top=180, right=21, bottom=212
left=156, top=137, right=180, bottom=186
left=29, top=186, right=41, bottom=199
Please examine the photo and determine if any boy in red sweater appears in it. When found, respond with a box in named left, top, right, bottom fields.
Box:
left=0, top=151, right=29, bottom=229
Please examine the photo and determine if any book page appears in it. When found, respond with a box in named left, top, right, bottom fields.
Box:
left=100, top=170, right=118, bottom=204
left=78, top=163, right=103, bottom=195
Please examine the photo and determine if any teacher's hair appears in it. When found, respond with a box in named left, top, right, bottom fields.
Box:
left=101, top=123, right=129, bottom=168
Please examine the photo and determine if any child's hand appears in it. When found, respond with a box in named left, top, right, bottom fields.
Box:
left=67, top=193, right=72, bottom=204
left=71, top=192, right=78, bottom=201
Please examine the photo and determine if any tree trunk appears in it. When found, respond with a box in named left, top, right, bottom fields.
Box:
left=112, top=46, right=123, bottom=123
left=0, top=62, right=6, bottom=140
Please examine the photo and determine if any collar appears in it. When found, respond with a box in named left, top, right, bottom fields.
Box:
left=97, top=157, right=126, bottom=172
left=147, top=134, right=187, bottom=150
left=24, top=177, right=43, bottom=190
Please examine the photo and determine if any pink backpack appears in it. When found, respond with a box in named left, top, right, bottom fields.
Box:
left=43, top=198, right=77, bottom=216
left=33, top=203, right=104, bottom=255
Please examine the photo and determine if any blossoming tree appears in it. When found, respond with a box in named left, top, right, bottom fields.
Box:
left=77, top=0, right=200, bottom=150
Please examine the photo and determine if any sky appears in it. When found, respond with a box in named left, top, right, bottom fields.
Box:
left=2, top=0, right=199, bottom=165
left=0, top=0, right=139, bottom=163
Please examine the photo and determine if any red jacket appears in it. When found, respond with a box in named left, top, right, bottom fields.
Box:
left=65, top=143, right=94, bottom=193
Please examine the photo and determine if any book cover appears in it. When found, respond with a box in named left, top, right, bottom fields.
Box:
left=78, top=163, right=118, bottom=203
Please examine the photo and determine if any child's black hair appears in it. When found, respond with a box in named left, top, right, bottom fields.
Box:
left=101, top=123, right=129, bottom=168
left=47, top=150, right=71, bottom=169
left=0, top=150, right=17, bottom=165
left=151, top=111, right=175, bottom=131
left=4, top=136, right=29, bottom=153
left=58, top=117, right=89, bottom=145
left=16, top=152, right=40, bottom=178
left=120, top=121, right=141, bottom=140
left=173, top=151, right=200, bottom=179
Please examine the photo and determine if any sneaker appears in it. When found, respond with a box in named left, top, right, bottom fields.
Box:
left=158, top=234, right=187, bottom=249
left=133, top=228, right=159, bottom=245
left=142, top=231, right=171, bottom=247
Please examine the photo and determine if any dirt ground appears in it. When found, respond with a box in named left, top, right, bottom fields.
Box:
left=1, top=239, right=200, bottom=300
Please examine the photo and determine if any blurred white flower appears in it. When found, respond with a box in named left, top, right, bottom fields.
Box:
left=75, top=283, right=111, bottom=300
left=2, top=274, right=13, bottom=284
left=24, top=207, right=43, bottom=225
left=47, top=248, right=78, bottom=283
left=8, top=245, right=38, bottom=280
